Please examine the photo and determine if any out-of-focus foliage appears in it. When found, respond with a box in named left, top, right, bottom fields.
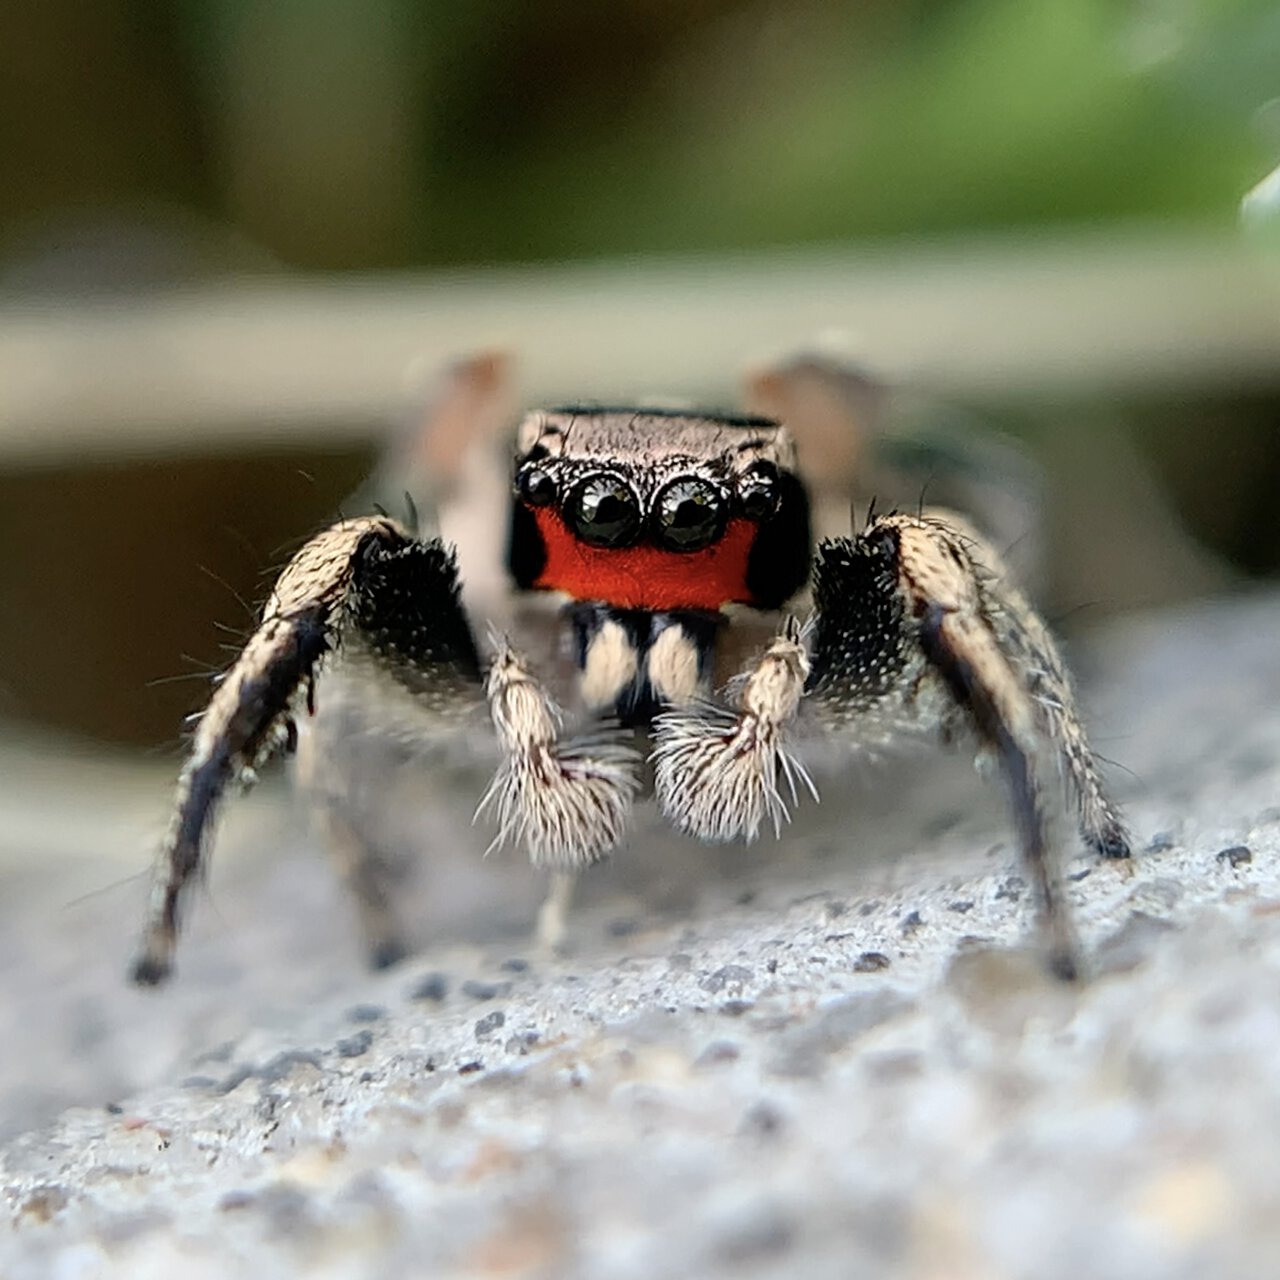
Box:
left=2, top=0, right=1276, bottom=273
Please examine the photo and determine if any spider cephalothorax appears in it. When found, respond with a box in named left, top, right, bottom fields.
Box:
left=132, top=396, right=1129, bottom=987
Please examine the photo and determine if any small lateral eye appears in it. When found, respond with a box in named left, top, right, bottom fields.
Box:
left=567, top=474, right=642, bottom=548
left=516, top=464, right=556, bottom=507
left=655, top=477, right=725, bottom=551
left=737, top=464, right=780, bottom=520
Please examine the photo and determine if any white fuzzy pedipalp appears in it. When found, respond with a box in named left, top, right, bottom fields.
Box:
left=478, top=641, right=640, bottom=869
left=652, top=624, right=815, bottom=843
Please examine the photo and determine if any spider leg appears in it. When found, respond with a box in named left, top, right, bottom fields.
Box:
left=131, top=516, right=483, bottom=985
left=805, top=511, right=1129, bottom=979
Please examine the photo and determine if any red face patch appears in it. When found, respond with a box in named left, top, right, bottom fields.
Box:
left=532, top=508, right=758, bottom=611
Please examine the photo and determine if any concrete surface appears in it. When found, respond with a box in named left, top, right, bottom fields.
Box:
left=1, top=591, right=1279, bottom=1279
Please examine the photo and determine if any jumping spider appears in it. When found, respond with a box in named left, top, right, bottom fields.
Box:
left=131, top=395, right=1129, bottom=986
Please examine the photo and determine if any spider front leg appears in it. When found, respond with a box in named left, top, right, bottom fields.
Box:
left=131, top=516, right=484, bottom=984
left=804, top=512, right=1130, bottom=979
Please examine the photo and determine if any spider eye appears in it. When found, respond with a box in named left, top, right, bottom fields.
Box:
left=737, top=464, right=780, bottom=520
left=567, top=475, right=642, bottom=548
left=655, top=477, right=725, bottom=551
left=515, top=464, right=556, bottom=507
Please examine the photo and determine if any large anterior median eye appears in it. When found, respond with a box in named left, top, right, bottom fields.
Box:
left=567, top=474, right=643, bottom=547
left=654, top=477, right=726, bottom=551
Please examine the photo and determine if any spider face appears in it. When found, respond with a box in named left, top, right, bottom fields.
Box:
left=505, top=407, right=812, bottom=613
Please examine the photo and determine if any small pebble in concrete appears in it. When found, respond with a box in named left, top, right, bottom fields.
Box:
left=335, top=1030, right=373, bottom=1059
left=739, top=1100, right=785, bottom=1138
left=499, top=958, right=529, bottom=972
left=853, top=952, right=891, bottom=973
left=409, top=973, right=449, bottom=1002
left=1148, top=830, right=1177, bottom=852
left=900, top=910, right=925, bottom=934
left=345, top=1004, right=385, bottom=1023
left=1217, top=845, right=1252, bottom=868
left=695, top=1040, right=741, bottom=1067
left=475, top=1011, right=506, bottom=1039
left=258, top=1050, right=323, bottom=1083
left=461, top=979, right=512, bottom=1001
left=458, top=1061, right=484, bottom=1075
left=701, top=965, right=753, bottom=994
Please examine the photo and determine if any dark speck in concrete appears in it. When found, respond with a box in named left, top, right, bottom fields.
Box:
left=1217, top=845, right=1253, bottom=868
left=258, top=1050, right=324, bottom=1083
left=181, top=1075, right=218, bottom=1091
left=720, top=1000, right=753, bottom=1017
left=218, top=1191, right=255, bottom=1212
left=458, top=1061, right=484, bottom=1075
left=606, top=917, right=640, bottom=937
left=475, top=1011, right=506, bottom=1039
left=257, top=1183, right=313, bottom=1236
left=1067, top=868, right=1092, bottom=882
left=696, top=1040, right=741, bottom=1067
left=900, top=911, right=925, bottom=935
left=858, top=900, right=881, bottom=917
left=409, top=973, right=449, bottom=1003
left=740, top=1100, right=785, bottom=1138
left=853, top=952, right=891, bottom=973
left=825, top=900, right=848, bottom=919
left=499, top=958, right=528, bottom=973
left=701, top=965, right=753, bottom=994
left=461, top=979, right=512, bottom=1001
left=335, top=1030, right=374, bottom=1059
left=1147, top=831, right=1176, bottom=853
left=504, top=1031, right=540, bottom=1055
left=345, top=1004, right=385, bottom=1023
left=948, top=900, right=976, bottom=913
left=995, top=877, right=1025, bottom=902
left=105, top=1102, right=124, bottom=1115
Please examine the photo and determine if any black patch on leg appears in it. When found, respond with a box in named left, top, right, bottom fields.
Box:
left=806, top=532, right=907, bottom=696
left=350, top=538, right=482, bottom=684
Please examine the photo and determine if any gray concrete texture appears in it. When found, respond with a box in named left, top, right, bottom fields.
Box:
left=1, top=589, right=1279, bottom=1279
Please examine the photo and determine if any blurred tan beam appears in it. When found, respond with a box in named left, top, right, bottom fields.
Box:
left=2, top=226, right=1279, bottom=466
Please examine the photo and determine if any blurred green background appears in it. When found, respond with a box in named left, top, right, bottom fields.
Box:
left=2, top=0, right=1279, bottom=748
